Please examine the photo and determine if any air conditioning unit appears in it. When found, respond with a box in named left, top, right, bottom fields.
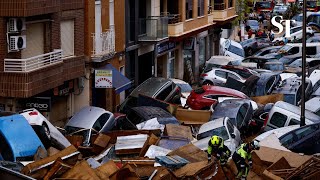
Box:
left=8, top=18, right=26, bottom=32
left=8, top=35, right=26, bottom=51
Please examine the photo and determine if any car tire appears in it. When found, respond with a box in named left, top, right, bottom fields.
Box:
left=202, top=81, right=213, bottom=86
left=38, top=123, right=51, bottom=148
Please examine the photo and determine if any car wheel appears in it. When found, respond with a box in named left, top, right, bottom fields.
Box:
left=38, top=123, right=51, bottom=148
left=202, top=81, right=213, bottom=86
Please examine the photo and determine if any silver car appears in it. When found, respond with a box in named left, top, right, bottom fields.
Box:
left=64, top=106, right=115, bottom=146
left=192, top=117, right=241, bottom=154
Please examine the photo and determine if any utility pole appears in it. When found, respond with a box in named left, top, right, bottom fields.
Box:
left=300, top=0, right=306, bottom=127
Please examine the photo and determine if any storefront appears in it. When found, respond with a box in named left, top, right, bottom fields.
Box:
left=156, top=41, right=178, bottom=78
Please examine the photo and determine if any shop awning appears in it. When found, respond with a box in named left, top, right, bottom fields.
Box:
left=100, top=64, right=132, bottom=94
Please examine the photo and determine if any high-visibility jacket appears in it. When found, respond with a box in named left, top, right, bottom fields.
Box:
left=232, top=143, right=252, bottom=166
left=207, top=136, right=231, bottom=160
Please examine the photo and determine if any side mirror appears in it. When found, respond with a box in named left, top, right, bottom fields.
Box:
left=231, top=133, right=236, bottom=139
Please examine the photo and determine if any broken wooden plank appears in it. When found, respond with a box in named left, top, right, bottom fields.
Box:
left=164, top=124, right=193, bottom=141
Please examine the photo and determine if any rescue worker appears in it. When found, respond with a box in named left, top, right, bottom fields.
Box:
left=207, top=135, right=231, bottom=166
left=232, top=140, right=260, bottom=180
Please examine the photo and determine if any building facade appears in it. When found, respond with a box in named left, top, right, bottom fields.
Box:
left=125, top=0, right=237, bottom=86
left=85, top=0, right=129, bottom=112
left=0, top=0, right=85, bottom=126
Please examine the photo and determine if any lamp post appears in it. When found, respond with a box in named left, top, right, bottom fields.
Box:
left=300, top=0, right=306, bottom=127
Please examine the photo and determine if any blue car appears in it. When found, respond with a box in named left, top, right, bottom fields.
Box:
left=0, top=113, right=45, bottom=162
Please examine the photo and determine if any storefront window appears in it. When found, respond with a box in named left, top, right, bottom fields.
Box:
left=168, top=51, right=175, bottom=78
left=199, top=37, right=206, bottom=72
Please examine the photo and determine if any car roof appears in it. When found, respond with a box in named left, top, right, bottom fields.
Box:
left=211, top=99, right=251, bottom=119
left=130, top=77, right=172, bottom=98
left=131, top=106, right=174, bottom=118
left=274, top=101, right=320, bottom=121
left=201, top=85, right=248, bottom=98
left=198, top=117, right=225, bottom=135
left=169, top=78, right=188, bottom=85
left=306, top=97, right=320, bottom=112
left=65, top=106, right=111, bottom=129
left=0, top=114, right=44, bottom=159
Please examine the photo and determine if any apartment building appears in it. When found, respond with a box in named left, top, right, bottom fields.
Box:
left=0, top=0, right=85, bottom=126
left=125, top=0, right=237, bottom=86
left=85, top=0, right=129, bottom=112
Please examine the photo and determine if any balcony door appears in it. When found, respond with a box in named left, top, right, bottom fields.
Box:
left=95, top=0, right=102, bottom=53
left=21, top=23, right=44, bottom=59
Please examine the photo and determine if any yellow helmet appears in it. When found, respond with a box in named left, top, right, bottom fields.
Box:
left=210, top=135, right=221, bottom=146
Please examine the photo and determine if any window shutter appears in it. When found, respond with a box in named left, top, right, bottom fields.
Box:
left=60, top=20, right=74, bottom=57
left=21, top=23, right=44, bottom=58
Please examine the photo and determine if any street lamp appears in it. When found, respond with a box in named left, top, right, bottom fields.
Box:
left=300, top=0, right=307, bottom=127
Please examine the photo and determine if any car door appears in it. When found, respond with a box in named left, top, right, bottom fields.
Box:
left=225, top=118, right=241, bottom=153
left=214, top=70, right=228, bottom=84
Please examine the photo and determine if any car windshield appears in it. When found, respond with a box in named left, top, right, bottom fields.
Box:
left=283, top=94, right=296, bottom=105
left=293, top=15, right=303, bottom=22
left=228, top=45, right=245, bottom=57
left=257, top=2, right=271, bottom=8
left=177, top=83, right=192, bottom=93
left=280, top=124, right=319, bottom=147
left=278, top=45, right=292, bottom=53
left=248, top=21, right=259, bottom=26
left=264, top=63, right=285, bottom=71
left=307, top=1, right=316, bottom=7
left=197, top=126, right=229, bottom=140
left=65, top=126, right=83, bottom=135
left=288, top=59, right=302, bottom=67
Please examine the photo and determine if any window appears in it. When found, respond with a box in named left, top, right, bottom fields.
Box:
left=198, top=0, right=204, bottom=16
left=156, top=85, right=173, bottom=100
left=186, top=0, right=193, bottom=20
left=265, top=76, right=276, bottom=94
left=306, top=46, right=317, bottom=55
left=228, top=45, right=245, bottom=57
left=92, top=113, right=110, bottom=131
left=215, top=70, right=227, bottom=78
left=288, top=119, right=299, bottom=125
left=288, top=47, right=299, bottom=55
left=60, top=20, right=74, bottom=57
left=168, top=51, right=175, bottom=78
left=280, top=133, right=294, bottom=147
left=269, top=112, right=287, bottom=128
left=227, top=72, right=241, bottom=80
left=237, top=104, right=248, bottom=126
left=229, top=0, right=233, bottom=7
left=226, top=120, right=234, bottom=134
left=294, top=124, right=319, bottom=141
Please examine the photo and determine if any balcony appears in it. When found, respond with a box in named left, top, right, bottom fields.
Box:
left=92, top=29, right=116, bottom=62
left=168, top=15, right=215, bottom=37
left=4, top=50, right=63, bottom=72
left=0, top=0, right=84, bottom=17
left=138, top=17, right=169, bottom=42
left=208, top=3, right=237, bottom=22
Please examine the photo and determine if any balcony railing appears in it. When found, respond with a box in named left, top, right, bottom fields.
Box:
left=4, top=49, right=63, bottom=72
left=214, top=3, right=225, bottom=10
left=92, top=28, right=115, bottom=57
left=138, top=16, right=168, bottom=41
left=160, top=12, right=181, bottom=24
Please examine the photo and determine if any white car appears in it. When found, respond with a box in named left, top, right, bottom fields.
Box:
left=200, top=68, right=246, bottom=86
left=272, top=26, right=314, bottom=43
left=170, top=78, right=192, bottom=107
left=255, top=125, right=299, bottom=151
left=20, top=108, right=71, bottom=148
left=192, top=117, right=241, bottom=154
left=220, top=38, right=245, bottom=61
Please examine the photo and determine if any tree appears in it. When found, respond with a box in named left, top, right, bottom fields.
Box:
left=233, top=0, right=252, bottom=26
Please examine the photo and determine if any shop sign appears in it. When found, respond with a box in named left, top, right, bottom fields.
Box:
left=183, top=38, right=194, bottom=50
left=157, top=42, right=176, bottom=54
left=25, top=97, right=51, bottom=112
left=95, top=70, right=113, bottom=88
left=53, top=80, right=74, bottom=96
